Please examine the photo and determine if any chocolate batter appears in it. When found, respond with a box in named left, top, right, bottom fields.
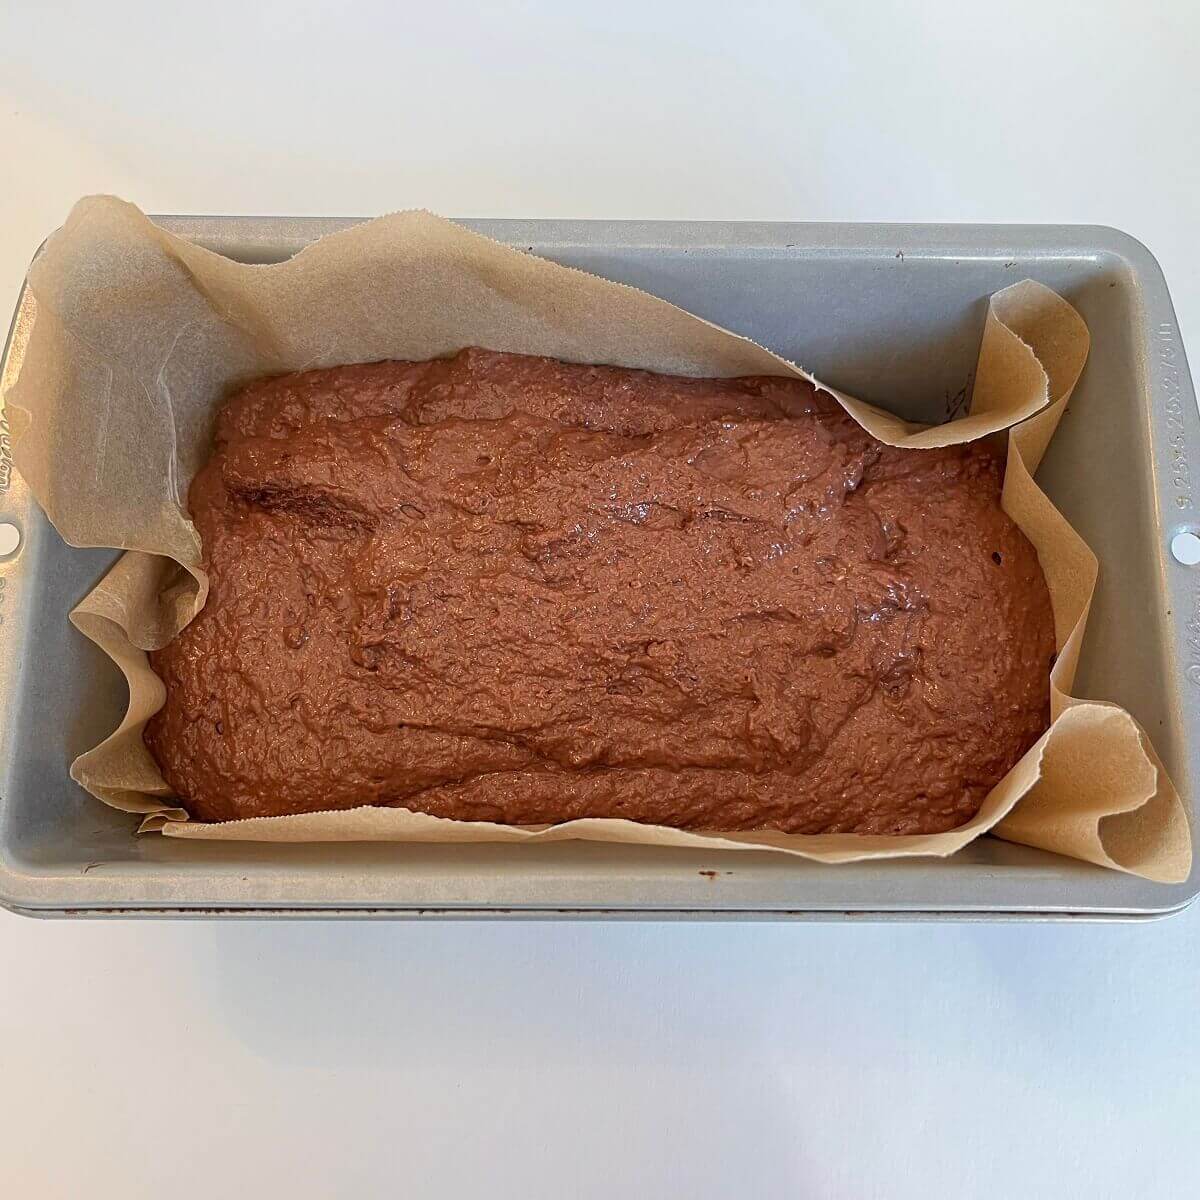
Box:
left=145, top=349, right=1054, bottom=833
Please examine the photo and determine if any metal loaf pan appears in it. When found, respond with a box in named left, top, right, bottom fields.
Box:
left=1, top=217, right=1197, bottom=919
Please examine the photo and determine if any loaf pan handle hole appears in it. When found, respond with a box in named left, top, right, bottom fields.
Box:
left=1170, top=528, right=1200, bottom=567
left=0, top=521, right=20, bottom=559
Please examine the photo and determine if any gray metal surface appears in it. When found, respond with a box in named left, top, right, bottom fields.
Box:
left=0, top=217, right=1197, bottom=919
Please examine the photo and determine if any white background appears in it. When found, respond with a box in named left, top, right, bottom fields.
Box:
left=2, top=3, right=1198, bottom=1196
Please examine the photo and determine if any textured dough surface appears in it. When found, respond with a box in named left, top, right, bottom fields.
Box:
left=145, top=349, right=1055, bottom=833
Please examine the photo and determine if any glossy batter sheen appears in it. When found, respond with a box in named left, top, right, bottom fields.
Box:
left=145, top=349, right=1055, bottom=833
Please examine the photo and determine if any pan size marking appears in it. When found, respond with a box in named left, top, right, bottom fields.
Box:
left=0, top=406, right=11, bottom=494
left=1185, top=580, right=1200, bottom=689
left=1159, top=323, right=1193, bottom=512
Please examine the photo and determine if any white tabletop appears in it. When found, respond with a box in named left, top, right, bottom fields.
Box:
left=2, top=4, right=1198, bottom=1196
